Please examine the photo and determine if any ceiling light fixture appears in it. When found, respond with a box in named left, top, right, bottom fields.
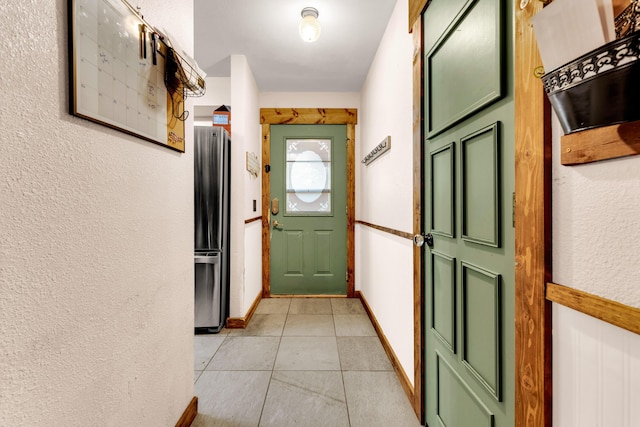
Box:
left=299, top=7, right=321, bottom=43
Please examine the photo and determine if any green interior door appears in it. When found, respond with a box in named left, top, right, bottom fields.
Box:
left=269, top=124, right=347, bottom=295
left=422, top=0, right=515, bottom=426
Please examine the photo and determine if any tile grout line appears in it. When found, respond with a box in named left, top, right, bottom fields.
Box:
left=201, top=333, right=229, bottom=373
left=195, top=298, right=410, bottom=426
left=257, top=299, right=290, bottom=426
left=332, top=302, right=355, bottom=427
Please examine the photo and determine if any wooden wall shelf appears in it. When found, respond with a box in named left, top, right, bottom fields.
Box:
left=561, top=119, right=640, bottom=165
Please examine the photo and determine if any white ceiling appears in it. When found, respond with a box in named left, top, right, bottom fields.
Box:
left=193, top=0, right=398, bottom=92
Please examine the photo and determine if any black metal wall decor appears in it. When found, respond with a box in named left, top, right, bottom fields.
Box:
left=541, top=31, right=640, bottom=134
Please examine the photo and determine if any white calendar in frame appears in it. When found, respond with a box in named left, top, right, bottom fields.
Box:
left=69, top=0, right=186, bottom=152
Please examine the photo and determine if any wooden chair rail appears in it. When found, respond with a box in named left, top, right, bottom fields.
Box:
left=546, top=282, right=640, bottom=335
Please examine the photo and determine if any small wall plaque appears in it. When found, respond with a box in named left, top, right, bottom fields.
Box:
left=246, top=152, right=259, bottom=177
left=362, top=136, right=391, bottom=166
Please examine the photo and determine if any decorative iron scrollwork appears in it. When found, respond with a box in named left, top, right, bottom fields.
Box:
left=615, top=0, right=640, bottom=39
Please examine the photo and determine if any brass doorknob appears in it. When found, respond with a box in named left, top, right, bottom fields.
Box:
left=272, top=220, right=284, bottom=229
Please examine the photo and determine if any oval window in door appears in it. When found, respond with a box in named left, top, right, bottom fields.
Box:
left=285, top=138, right=332, bottom=214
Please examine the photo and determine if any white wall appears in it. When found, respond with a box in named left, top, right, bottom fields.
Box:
left=193, top=77, right=231, bottom=125
left=259, top=92, right=361, bottom=109
left=356, top=0, right=415, bottom=385
left=551, top=110, right=640, bottom=423
left=196, top=77, right=231, bottom=110
left=0, top=0, right=194, bottom=425
left=229, top=55, right=262, bottom=316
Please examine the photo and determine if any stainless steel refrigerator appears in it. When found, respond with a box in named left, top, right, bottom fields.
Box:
left=194, top=126, right=230, bottom=334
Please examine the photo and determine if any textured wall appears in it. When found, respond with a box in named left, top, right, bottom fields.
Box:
left=552, top=115, right=640, bottom=308
left=0, top=0, right=195, bottom=425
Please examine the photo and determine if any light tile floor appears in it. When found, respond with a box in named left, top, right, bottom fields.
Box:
left=193, top=298, right=422, bottom=427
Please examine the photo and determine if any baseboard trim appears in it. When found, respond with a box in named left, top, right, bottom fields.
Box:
left=355, top=290, right=415, bottom=405
left=225, top=291, right=262, bottom=329
left=175, top=396, right=197, bottom=427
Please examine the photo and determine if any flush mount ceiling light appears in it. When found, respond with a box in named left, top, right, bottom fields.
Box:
left=299, top=7, right=321, bottom=43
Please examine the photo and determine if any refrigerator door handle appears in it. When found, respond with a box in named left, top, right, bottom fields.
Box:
left=194, top=254, right=220, bottom=264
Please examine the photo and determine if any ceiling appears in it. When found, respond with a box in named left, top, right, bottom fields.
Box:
left=193, top=0, right=398, bottom=92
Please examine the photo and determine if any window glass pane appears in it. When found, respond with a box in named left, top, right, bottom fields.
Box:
left=285, top=138, right=331, bottom=214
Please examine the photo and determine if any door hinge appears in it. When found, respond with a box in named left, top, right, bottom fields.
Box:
left=346, top=271, right=348, bottom=282
left=512, top=192, right=516, bottom=228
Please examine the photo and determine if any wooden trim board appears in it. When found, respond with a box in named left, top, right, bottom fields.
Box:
left=355, top=220, right=413, bottom=240
left=408, top=0, right=429, bottom=33
left=346, top=124, right=356, bottom=296
left=225, top=291, right=262, bottom=329
left=546, top=282, right=640, bottom=335
left=261, top=123, right=271, bottom=299
left=515, top=2, right=553, bottom=426
left=560, top=120, right=640, bottom=165
left=175, top=396, right=197, bottom=427
left=244, top=216, right=262, bottom=225
left=260, top=108, right=357, bottom=125
left=410, top=15, right=425, bottom=422
left=260, top=108, right=357, bottom=298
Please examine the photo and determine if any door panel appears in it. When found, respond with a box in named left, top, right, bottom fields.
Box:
left=461, top=262, right=502, bottom=400
left=431, top=251, right=456, bottom=353
left=430, top=143, right=455, bottom=237
left=461, top=123, right=501, bottom=247
left=270, top=124, right=347, bottom=295
left=437, top=353, right=495, bottom=427
left=314, top=230, right=333, bottom=274
left=426, top=0, right=503, bottom=137
left=284, top=231, right=304, bottom=275
left=422, top=0, right=468, bottom=54
left=423, top=0, right=514, bottom=425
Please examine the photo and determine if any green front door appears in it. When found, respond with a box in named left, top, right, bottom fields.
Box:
left=422, top=0, right=515, bottom=426
left=269, top=124, right=348, bottom=295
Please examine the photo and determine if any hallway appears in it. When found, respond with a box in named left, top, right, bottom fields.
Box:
left=193, top=298, right=421, bottom=427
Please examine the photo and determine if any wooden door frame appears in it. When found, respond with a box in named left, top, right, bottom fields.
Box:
left=260, top=108, right=358, bottom=298
left=409, top=1, right=552, bottom=426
